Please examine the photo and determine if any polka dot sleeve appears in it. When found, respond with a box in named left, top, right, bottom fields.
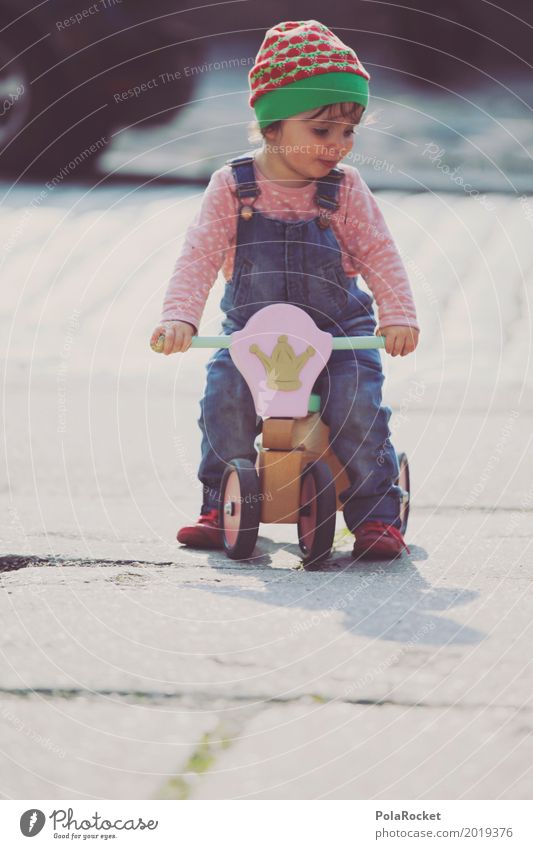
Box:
left=338, top=168, right=419, bottom=330
left=160, top=167, right=238, bottom=330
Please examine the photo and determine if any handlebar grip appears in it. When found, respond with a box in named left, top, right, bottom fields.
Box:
left=150, top=333, right=232, bottom=353
left=150, top=333, right=166, bottom=353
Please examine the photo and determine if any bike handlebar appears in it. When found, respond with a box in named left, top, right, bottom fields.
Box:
left=151, top=334, right=385, bottom=353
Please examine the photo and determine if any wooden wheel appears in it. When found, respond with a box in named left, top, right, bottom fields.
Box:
left=396, top=451, right=411, bottom=535
left=297, top=461, right=337, bottom=569
left=220, top=459, right=260, bottom=559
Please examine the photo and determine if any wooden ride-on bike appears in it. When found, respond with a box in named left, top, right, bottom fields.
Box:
left=152, top=304, right=410, bottom=568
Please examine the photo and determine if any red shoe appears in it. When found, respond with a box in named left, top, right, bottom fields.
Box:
left=352, top=520, right=410, bottom=561
left=177, top=507, right=223, bottom=549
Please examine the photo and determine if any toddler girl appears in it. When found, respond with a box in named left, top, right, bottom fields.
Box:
left=151, top=20, right=420, bottom=560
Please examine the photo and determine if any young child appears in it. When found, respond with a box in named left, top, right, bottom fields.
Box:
left=151, top=20, right=420, bottom=560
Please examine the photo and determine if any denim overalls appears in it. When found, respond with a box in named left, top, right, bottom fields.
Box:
left=198, top=153, right=402, bottom=531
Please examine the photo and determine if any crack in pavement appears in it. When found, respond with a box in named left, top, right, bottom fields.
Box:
left=0, top=555, right=176, bottom=572
left=0, top=687, right=528, bottom=713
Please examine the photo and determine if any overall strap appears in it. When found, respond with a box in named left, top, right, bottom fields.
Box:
left=315, top=166, right=344, bottom=228
left=226, top=154, right=344, bottom=224
left=226, top=155, right=260, bottom=197
left=226, top=154, right=261, bottom=221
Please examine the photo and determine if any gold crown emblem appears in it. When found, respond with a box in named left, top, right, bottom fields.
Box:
left=249, top=336, right=315, bottom=391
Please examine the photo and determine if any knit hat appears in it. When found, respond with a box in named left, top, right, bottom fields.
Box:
left=249, top=20, right=370, bottom=129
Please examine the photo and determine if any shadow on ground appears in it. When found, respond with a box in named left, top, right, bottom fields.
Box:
left=193, top=537, right=484, bottom=647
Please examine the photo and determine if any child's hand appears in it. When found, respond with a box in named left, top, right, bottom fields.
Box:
left=376, top=325, right=419, bottom=357
left=150, top=321, right=195, bottom=355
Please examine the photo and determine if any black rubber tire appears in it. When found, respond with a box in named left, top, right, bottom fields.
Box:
left=0, top=15, right=199, bottom=180
left=396, top=451, right=411, bottom=536
left=220, top=459, right=261, bottom=560
left=0, top=19, right=110, bottom=179
left=297, top=461, right=337, bottom=570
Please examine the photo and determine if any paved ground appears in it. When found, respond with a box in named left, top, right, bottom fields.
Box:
left=1, top=181, right=532, bottom=799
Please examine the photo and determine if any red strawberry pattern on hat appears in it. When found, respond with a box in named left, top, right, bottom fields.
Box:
left=249, top=20, right=370, bottom=106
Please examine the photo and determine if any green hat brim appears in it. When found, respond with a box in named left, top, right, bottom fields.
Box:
left=254, top=72, right=369, bottom=129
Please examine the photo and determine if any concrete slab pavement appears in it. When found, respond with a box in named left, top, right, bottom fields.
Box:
left=0, top=694, right=218, bottom=800
left=194, top=701, right=533, bottom=800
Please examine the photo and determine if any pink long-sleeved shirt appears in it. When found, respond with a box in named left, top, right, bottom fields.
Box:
left=161, top=154, right=419, bottom=333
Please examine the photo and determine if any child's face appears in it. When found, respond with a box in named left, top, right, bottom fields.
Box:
left=265, top=106, right=357, bottom=179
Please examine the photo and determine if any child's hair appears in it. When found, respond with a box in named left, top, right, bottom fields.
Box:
left=248, top=101, right=366, bottom=144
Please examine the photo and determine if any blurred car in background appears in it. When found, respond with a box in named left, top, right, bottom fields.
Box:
left=1, top=0, right=530, bottom=179
left=0, top=0, right=203, bottom=177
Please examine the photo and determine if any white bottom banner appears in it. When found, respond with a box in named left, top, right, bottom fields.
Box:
left=1, top=799, right=532, bottom=847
